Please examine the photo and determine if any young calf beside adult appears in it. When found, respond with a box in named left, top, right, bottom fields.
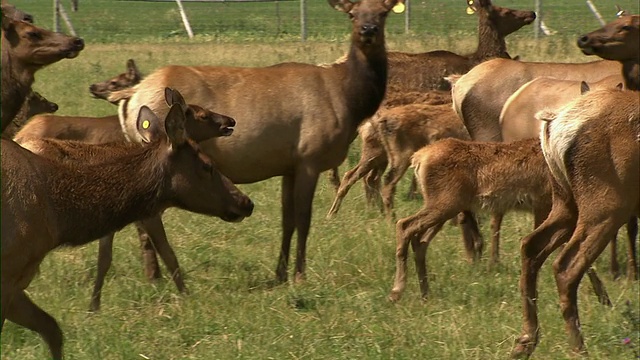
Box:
left=2, top=91, right=58, bottom=138
left=1, top=104, right=254, bottom=360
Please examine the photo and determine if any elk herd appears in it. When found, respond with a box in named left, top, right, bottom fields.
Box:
left=0, top=0, right=638, bottom=358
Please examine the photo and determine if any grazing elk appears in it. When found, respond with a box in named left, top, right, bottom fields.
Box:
left=15, top=88, right=237, bottom=312
left=1, top=10, right=84, bottom=133
left=119, top=0, right=401, bottom=283
left=388, top=137, right=612, bottom=305
left=386, top=0, right=534, bottom=92
left=2, top=90, right=58, bottom=138
left=1, top=104, right=254, bottom=360
left=511, top=89, right=639, bottom=358
left=90, top=58, right=142, bottom=103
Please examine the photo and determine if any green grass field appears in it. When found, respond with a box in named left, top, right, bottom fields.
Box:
left=3, top=1, right=640, bottom=359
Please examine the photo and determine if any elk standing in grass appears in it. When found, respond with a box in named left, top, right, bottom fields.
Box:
left=511, top=16, right=639, bottom=357
left=119, top=0, right=401, bottom=283
left=1, top=10, right=83, bottom=132
left=1, top=104, right=254, bottom=360
left=15, top=88, right=237, bottom=312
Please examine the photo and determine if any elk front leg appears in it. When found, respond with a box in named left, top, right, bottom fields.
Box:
left=457, top=211, right=483, bottom=263
left=90, top=232, right=115, bottom=312
left=136, top=222, right=161, bottom=280
left=275, top=175, right=296, bottom=283
left=138, top=215, right=186, bottom=293
left=413, top=222, right=444, bottom=300
left=5, top=289, right=63, bottom=360
left=381, top=156, right=411, bottom=221
left=626, top=216, right=638, bottom=280
left=292, top=166, right=319, bottom=283
left=490, top=212, right=504, bottom=265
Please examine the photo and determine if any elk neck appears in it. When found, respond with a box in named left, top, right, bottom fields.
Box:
left=622, top=61, right=639, bottom=91
left=471, top=11, right=508, bottom=63
left=341, top=32, right=389, bottom=130
left=1, top=38, right=34, bottom=124
left=46, top=144, right=170, bottom=247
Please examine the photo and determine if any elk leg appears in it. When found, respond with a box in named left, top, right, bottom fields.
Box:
left=405, top=175, right=419, bottom=200
left=552, top=219, right=618, bottom=355
left=275, top=174, right=296, bottom=283
left=609, top=231, right=621, bottom=279
left=381, top=157, right=411, bottom=221
left=626, top=216, right=638, bottom=280
left=89, top=232, right=115, bottom=312
left=138, top=215, right=186, bottom=293
left=512, top=198, right=577, bottom=359
left=413, top=221, right=445, bottom=300
left=5, top=290, right=63, bottom=360
left=136, top=223, right=161, bottom=280
left=327, top=167, right=341, bottom=192
left=364, top=162, right=385, bottom=210
left=292, top=167, right=320, bottom=283
left=458, top=211, right=483, bottom=263
left=585, top=267, right=611, bottom=306
left=490, top=212, right=504, bottom=265
left=327, top=157, right=380, bottom=218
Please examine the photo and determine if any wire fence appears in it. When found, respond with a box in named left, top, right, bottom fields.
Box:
left=13, top=0, right=640, bottom=44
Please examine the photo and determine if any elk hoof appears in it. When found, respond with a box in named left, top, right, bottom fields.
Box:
left=510, top=334, right=536, bottom=359
left=388, top=291, right=402, bottom=303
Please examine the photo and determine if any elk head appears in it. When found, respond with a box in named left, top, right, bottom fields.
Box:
left=328, top=0, right=400, bottom=48
left=577, top=15, right=640, bottom=61
left=467, top=0, right=536, bottom=36
left=90, top=59, right=142, bottom=102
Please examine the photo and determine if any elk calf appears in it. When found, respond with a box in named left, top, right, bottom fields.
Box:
left=89, top=58, right=142, bottom=103
left=2, top=91, right=58, bottom=138
left=1, top=104, right=254, bottom=359
left=1, top=11, right=83, bottom=132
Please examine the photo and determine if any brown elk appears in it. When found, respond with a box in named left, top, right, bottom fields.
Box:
left=15, top=88, right=237, bottom=312
left=386, top=0, right=535, bottom=92
left=1, top=104, right=254, bottom=359
left=1, top=10, right=84, bottom=133
left=388, top=137, right=612, bottom=305
left=511, top=89, right=639, bottom=358
left=90, top=58, right=142, bottom=103
left=511, top=17, right=640, bottom=357
left=2, top=90, right=58, bottom=138
left=119, top=0, right=401, bottom=283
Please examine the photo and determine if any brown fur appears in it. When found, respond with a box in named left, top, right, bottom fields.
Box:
left=1, top=2, right=32, bottom=23
left=386, top=0, right=534, bottom=92
left=577, top=15, right=640, bottom=90
left=2, top=91, right=58, bottom=138
left=120, top=0, right=399, bottom=283
left=1, top=12, right=83, bottom=133
left=452, top=58, right=622, bottom=142
left=499, top=75, right=624, bottom=142
left=1, top=104, right=253, bottom=359
left=512, top=89, right=639, bottom=357
left=89, top=58, right=142, bottom=103
left=13, top=88, right=237, bottom=312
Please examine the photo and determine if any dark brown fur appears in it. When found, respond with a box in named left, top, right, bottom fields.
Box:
left=2, top=91, right=57, bottom=138
left=1, top=105, right=253, bottom=359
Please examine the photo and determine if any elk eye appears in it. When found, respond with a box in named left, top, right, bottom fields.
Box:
left=621, top=25, right=633, bottom=31
left=26, top=31, right=42, bottom=40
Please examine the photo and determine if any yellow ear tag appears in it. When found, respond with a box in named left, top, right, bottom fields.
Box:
left=392, top=2, right=405, bottom=14
left=142, top=119, right=150, bottom=129
left=466, top=6, right=476, bottom=15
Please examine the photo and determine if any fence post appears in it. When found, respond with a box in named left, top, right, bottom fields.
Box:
left=53, top=0, right=60, bottom=32
left=586, top=0, right=606, bottom=26
left=175, top=0, right=194, bottom=38
left=534, top=0, right=541, bottom=39
left=300, top=0, right=307, bottom=42
left=404, top=0, right=410, bottom=33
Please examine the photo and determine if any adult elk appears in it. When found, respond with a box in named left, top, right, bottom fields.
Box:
left=15, top=88, right=237, bottom=312
left=511, top=89, right=639, bottom=358
left=387, top=0, right=535, bottom=92
left=120, top=0, right=401, bottom=283
left=1, top=10, right=84, bottom=133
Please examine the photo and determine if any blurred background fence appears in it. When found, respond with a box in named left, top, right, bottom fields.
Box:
left=12, top=0, right=639, bottom=44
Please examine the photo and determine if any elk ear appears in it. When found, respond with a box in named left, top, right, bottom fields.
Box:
left=164, top=103, right=187, bottom=146
left=164, top=87, right=187, bottom=108
left=136, top=106, right=163, bottom=143
left=580, top=81, right=590, bottom=95
left=615, top=82, right=623, bottom=90
left=126, top=59, right=141, bottom=82
left=1, top=12, right=13, bottom=32
left=328, top=0, right=354, bottom=13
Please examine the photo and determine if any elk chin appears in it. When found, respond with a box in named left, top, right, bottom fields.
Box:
left=220, top=127, right=234, bottom=136
left=65, top=50, right=81, bottom=59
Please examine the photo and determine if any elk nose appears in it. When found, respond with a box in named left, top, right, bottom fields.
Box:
left=360, top=24, right=378, bottom=36
left=89, top=84, right=96, bottom=92
left=73, top=38, right=85, bottom=50
left=577, top=35, right=589, bottom=47
left=227, top=117, right=236, bottom=127
left=51, top=103, right=59, bottom=112
left=23, top=14, right=34, bottom=23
